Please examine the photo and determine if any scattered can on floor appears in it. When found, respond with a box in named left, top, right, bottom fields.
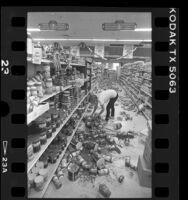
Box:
left=36, top=161, right=44, bottom=169
left=68, top=163, right=80, bottom=181
left=28, top=173, right=37, bottom=187
left=89, top=168, right=98, bottom=175
left=31, top=166, right=40, bottom=175
left=118, top=175, right=124, bottom=183
left=28, top=182, right=31, bottom=194
left=52, top=176, right=62, bottom=189
left=98, top=168, right=109, bottom=176
left=99, top=183, right=111, bottom=198
left=125, top=156, right=131, bottom=167
left=34, top=175, right=44, bottom=191
left=113, top=123, right=122, bottom=130
left=39, top=168, right=48, bottom=181
left=103, top=155, right=112, bottom=163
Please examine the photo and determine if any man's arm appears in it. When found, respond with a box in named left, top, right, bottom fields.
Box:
left=98, top=104, right=105, bottom=116
left=91, top=100, right=98, bottom=115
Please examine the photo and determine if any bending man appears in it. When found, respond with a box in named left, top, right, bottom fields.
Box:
left=89, top=89, right=118, bottom=122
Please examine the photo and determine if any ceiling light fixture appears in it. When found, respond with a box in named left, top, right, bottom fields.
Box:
left=33, top=38, right=152, bottom=42
left=135, top=28, right=152, bottom=32
left=39, top=20, right=69, bottom=31
left=102, top=20, right=137, bottom=31
left=27, top=28, right=41, bottom=32
left=27, top=27, right=151, bottom=32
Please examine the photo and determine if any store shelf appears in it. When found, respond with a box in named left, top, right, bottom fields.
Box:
left=27, top=103, right=49, bottom=125
left=27, top=92, right=90, bottom=173
left=121, top=82, right=150, bottom=121
left=40, top=85, right=72, bottom=103
left=121, top=78, right=152, bottom=110
left=141, top=88, right=152, bottom=97
left=143, top=77, right=152, bottom=81
left=27, top=57, right=52, bottom=64
left=42, top=59, right=52, bottom=64
left=27, top=57, right=32, bottom=62
left=124, top=82, right=140, bottom=101
left=140, top=70, right=151, bottom=74
left=71, top=63, right=86, bottom=67
left=27, top=57, right=86, bottom=67
left=29, top=104, right=89, bottom=198
left=130, top=83, right=140, bottom=93
left=125, top=80, right=140, bottom=94
left=145, top=101, right=152, bottom=108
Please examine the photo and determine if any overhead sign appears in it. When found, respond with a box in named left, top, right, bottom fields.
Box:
left=123, top=44, right=133, bottom=58
left=70, top=46, right=80, bottom=57
left=94, top=45, right=104, bottom=58
left=32, top=46, right=42, bottom=64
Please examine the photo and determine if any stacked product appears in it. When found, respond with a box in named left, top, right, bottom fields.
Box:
left=137, top=127, right=151, bottom=187
left=59, top=69, right=67, bottom=87
left=50, top=114, right=130, bottom=186
left=80, top=90, right=86, bottom=100
left=119, top=61, right=152, bottom=119
left=28, top=134, right=68, bottom=194
left=27, top=64, right=54, bottom=113
left=27, top=81, right=41, bottom=114
left=68, top=87, right=74, bottom=109
left=28, top=161, right=49, bottom=193
left=61, top=91, right=71, bottom=111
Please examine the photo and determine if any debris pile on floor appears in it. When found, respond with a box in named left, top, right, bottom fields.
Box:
left=48, top=80, right=151, bottom=198
left=53, top=110, right=140, bottom=190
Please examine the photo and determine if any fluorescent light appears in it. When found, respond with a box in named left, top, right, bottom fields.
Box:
left=27, top=28, right=57, bottom=32
left=28, top=28, right=152, bottom=32
left=33, top=38, right=151, bottom=42
left=27, top=28, right=40, bottom=32
left=135, top=28, right=152, bottom=32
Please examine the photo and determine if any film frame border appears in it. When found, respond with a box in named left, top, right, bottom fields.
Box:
left=1, top=6, right=179, bottom=200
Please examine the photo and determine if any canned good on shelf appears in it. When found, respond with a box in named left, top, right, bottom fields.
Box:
left=39, top=168, right=48, bottom=181
left=39, top=132, right=47, bottom=145
left=28, top=173, right=37, bottom=187
left=31, top=166, right=40, bottom=175
left=32, top=139, right=41, bottom=153
left=46, top=127, right=52, bottom=138
left=36, top=161, right=44, bottom=169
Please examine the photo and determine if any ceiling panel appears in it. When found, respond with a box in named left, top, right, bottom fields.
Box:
left=28, top=12, right=151, bottom=45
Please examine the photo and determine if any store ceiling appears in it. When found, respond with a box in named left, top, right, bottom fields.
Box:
left=28, top=12, right=151, bottom=45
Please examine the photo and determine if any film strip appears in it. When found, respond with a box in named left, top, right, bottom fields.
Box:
left=1, top=7, right=179, bottom=199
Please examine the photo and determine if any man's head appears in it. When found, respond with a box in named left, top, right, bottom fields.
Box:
left=89, top=94, right=98, bottom=105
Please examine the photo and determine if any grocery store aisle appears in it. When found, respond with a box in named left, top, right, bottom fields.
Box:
left=44, top=85, right=151, bottom=198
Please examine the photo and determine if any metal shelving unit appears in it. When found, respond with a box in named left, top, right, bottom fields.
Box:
left=27, top=92, right=90, bottom=173
left=28, top=104, right=90, bottom=198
